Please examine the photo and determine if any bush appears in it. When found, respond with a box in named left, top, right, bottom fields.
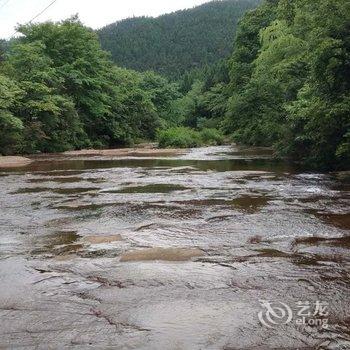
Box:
left=157, top=127, right=225, bottom=148
left=199, top=128, right=224, bottom=145
left=157, top=127, right=202, bottom=148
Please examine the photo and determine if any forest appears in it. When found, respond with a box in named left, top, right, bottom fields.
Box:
left=98, top=0, right=260, bottom=79
left=0, top=0, right=349, bottom=171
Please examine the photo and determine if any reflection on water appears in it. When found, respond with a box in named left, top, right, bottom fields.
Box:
left=315, top=212, right=350, bottom=230
left=229, top=195, right=270, bottom=213
left=104, top=183, right=188, bottom=194
left=12, top=187, right=100, bottom=195
left=2, top=157, right=296, bottom=173
left=0, top=145, right=349, bottom=349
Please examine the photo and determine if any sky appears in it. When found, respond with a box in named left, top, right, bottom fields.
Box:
left=0, top=0, right=211, bottom=39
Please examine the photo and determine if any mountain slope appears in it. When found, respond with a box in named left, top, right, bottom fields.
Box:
left=98, top=0, right=260, bottom=78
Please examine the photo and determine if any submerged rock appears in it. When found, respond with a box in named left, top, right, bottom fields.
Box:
left=120, top=247, right=205, bottom=262
left=81, top=235, right=124, bottom=244
left=0, top=156, right=32, bottom=168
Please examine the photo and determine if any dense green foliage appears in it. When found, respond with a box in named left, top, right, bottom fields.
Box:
left=177, top=60, right=231, bottom=129
left=199, top=128, right=225, bottom=145
left=157, top=127, right=224, bottom=148
left=0, top=39, right=8, bottom=62
left=223, top=0, right=350, bottom=169
left=98, top=0, right=260, bottom=79
left=0, top=18, right=181, bottom=154
left=179, top=0, right=349, bottom=170
left=0, top=74, right=24, bottom=154
left=157, top=127, right=202, bottom=148
left=0, top=0, right=348, bottom=171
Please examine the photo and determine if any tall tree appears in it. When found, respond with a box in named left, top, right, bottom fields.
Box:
left=0, top=17, right=167, bottom=154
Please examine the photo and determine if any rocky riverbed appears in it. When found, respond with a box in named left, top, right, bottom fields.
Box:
left=0, top=145, right=349, bottom=349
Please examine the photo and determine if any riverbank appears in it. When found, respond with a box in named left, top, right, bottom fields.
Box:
left=0, top=145, right=187, bottom=168
left=0, top=156, right=33, bottom=168
left=63, top=147, right=186, bottom=157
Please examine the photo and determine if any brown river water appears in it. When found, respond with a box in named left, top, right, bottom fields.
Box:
left=0, top=145, right=349, bottom=349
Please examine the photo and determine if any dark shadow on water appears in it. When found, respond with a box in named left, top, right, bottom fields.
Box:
left=12, top=187, right=100, bottom=195
left=293, top=235, right=350, bottom=249
left=318, top=213, right=350, bottom=231
left=254, top=248, right=291, bottom=258
left=105, top=183, right=188, bottom=194
left=3, top=158, right=297, bottom=174
left=229, top=195, right=270, bottom=213
left=30, top=231, right=83, bottom=256
left=52, top=202, right=118, bottom=211
left=27, top=176, right=83, bottom=184
left=307, top=210, right=350, bottom=231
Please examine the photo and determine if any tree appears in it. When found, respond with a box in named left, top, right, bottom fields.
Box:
left=0, top=17, right=164, bottom=154
left=138, top=71, right=181, bottom=126
left=0, top=75, right=24, bottom=155
left=2, top=40, right=86, bottom=153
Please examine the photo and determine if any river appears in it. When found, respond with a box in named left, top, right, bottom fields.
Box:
left=0, top=145, right=349, bottom=349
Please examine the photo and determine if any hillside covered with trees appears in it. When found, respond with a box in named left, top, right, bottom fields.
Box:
left=98, top=0, right=260, bottom=78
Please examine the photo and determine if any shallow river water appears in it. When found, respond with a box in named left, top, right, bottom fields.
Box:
left=0, top=145, right=349, bottom=349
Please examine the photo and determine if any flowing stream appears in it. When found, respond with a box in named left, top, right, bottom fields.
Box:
left=0, top=145, right=349, bottom=349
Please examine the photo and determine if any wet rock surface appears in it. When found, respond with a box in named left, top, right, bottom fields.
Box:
left=119, top=247, right=205, bottom=262
left=0, top=156, right=32, bottom=168
left=0, top=145, right=349, bottom=349
left=81, top=235, right=124, bottom=245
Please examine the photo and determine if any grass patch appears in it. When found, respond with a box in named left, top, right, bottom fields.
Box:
left=157, top=127, right=202, bottom=148
left=157, top=127, right=224, bottom=148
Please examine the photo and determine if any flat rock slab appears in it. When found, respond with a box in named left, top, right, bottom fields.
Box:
left=81, top=235, right=124, bottom=244
left=63, top=148, right=186, bottom=157
left=0, top=156, right=32, bottom=168
left=120, top=247, right=205, bottom=262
